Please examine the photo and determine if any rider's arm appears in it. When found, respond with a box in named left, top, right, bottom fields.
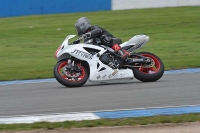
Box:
left=88, top=28, right=103, bottom=38
left=83, top=26, right=103, bottom=39
left=83, top=29, right=102, bottom=39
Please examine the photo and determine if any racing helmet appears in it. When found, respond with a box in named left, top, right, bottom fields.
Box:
left=75, top=17, right=91, bottom=36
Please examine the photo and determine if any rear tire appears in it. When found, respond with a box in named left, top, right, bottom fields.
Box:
left=54, top=61, right=89, bottom=87
left=132, top=52, right=164, bottom=82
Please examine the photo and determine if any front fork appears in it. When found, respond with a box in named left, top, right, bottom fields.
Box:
left=65, top=59, right=82, bottom=73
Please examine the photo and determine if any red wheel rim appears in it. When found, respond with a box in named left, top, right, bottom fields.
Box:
left=138, top=54, right=161, bottom=74
left=57, top=62, right=86, bottom=82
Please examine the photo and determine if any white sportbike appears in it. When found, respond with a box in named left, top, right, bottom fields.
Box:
left=54, top=35, right=164, bottom=87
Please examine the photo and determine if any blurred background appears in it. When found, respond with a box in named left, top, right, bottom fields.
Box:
left=0, top=0, right=200, bottom=80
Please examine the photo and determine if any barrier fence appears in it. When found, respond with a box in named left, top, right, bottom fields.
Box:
left=0, top=0, right=200, bottom=17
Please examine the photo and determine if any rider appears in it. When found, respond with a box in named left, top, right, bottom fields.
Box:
left=73, top=17, right=130, bottom=60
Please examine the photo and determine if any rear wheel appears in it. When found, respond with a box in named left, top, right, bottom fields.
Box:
left=132, top=52, right=164, bottom=82
left=54, top=60, right=89, bottom=87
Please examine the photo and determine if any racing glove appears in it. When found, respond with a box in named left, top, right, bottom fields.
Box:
left=79, top=33, right=91, bottom=41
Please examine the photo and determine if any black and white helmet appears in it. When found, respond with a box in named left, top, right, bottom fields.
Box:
left=75, top=17, right=91, bottom=36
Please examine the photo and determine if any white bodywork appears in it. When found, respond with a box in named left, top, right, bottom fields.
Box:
left=55, top=35, right=149, bottom=82
left=120, top=35, right=150, bottom=52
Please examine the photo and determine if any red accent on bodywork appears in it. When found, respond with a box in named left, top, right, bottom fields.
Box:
left=55, top=46, right=61, bottom=58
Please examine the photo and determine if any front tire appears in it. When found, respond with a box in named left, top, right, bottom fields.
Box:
left=54, top=61, right=89, bottom=87
left=132, top=52, right=164, bottom=82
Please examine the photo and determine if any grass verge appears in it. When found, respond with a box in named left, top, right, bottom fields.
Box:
left=0, top=113, right=200, bottom=131
left=0, top=6, right=200, bottom=80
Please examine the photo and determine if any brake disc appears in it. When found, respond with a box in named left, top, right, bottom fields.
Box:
left=143, top=57, right=155, bottom=68
left=63, top=65, right=81, bottom=78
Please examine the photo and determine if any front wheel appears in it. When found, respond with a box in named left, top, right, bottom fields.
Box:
left=54, top=60, right=89, bottom=87
left=132, top=52, right=164, bottom=82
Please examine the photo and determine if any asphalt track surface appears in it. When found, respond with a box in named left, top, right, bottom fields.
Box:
left=0, top=72, right=200, bottom=117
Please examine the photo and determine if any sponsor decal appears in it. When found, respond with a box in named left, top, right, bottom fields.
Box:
left=97, top=75, right=101, bottom=79
left=128, top=40, right=145, bottom=52
left=108, top=70, right=118, bottom=79
left=112, top=70, right=118, bottom=76
left=71, top=49, right=93, bottom=60
left=102, top=75, right=107, bottom=79
left=119, top=73, right=125, bottom=77
left=133, top=40, right=145, bottom=49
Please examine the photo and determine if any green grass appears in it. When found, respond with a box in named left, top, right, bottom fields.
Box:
left=0, top=113, right=200, bottom=131
left=0, top=6, right=200, bottom=80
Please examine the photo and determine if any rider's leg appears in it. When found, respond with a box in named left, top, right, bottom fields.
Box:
left=112, top=44, right=130, bottom=60
left=101, top=35, right=130, bottom=60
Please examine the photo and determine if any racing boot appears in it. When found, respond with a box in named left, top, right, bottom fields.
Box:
left=112, top=44, right=130, bottom=60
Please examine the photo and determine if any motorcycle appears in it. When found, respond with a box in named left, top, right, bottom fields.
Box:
left=54, top=35, right=164, bottom=87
